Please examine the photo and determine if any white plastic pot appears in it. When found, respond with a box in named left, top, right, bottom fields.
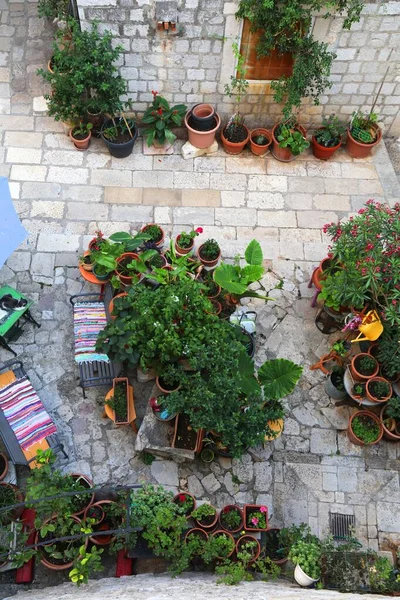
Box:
left=294, top=563, right=319, bottom=587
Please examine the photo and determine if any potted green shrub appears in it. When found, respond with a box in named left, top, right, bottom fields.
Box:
left=244, top=505, right=268, bottom=531
left=105, top=377, right=131, bottom=425
left=350, top=353, right=379, bottom=381
left=289, top=539, right=321, bottom=587
left=175, top=228, right=202, bottom=255
left=235, top=536, right=260, bottom=562
left=141, top=224, right=165, bottom=248
left=198, top=239, right=221, bottom=268
left=366, top=377, right=392, bottom=404
left=142, top=91, right=186, bottom=149
left=271, top=115, right=310, bottom=162
left=380, top=396, right=400, bottom=441
left=377, top=327, right=400, bottom=382
left=191, top=504, right=218, bottom=530
left=218, top=505, right=244, bottom=533
left=173, top=492, right=196, bottom=517
left=312, top=114, right=345, bottom=160
left=346, top=110, right=382, bottom=158
left=347, top=410, right=383, bottom=446
left=249, top=129, right=272, bottom=156
left=221, top=43, right=250, bottom=155
left=204, top=531, right=235, bottom=560
left=70, top=122, right=93, bottom=151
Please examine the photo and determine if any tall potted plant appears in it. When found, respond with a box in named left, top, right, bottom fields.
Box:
left=221, top=43, right=250, bottom=155
left=346, top=110, right=382, bottom=158
left=142, top=91, right=186, bottom=150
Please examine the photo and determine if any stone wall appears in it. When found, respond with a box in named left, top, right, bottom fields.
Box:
left=76, top=0, right=400, bottom=135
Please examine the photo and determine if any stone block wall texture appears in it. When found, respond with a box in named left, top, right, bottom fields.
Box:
left=76, top=0, right=400, bottom=135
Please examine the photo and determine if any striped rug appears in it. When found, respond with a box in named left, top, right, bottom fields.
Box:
left=73, top=302, right=110, bottom=363
left=0, top=377, right=57, bottom=451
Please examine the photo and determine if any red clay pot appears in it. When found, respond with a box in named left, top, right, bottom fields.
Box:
left=312, top=130, right=342, bottom=160
left=244, top=504, right=269, bottom=532
left=271, top=123, right=307, bottom=162
left=221, top=124, right=250, bottom=155
left=173, top=492, right=196, bottom=516
left=350, top=353, right=379, bottom=382
left=141, top=224, right=165, bottom=247
left=380, top=405, right=400, bottom=442
left=198, top=244, right=221, bottom=268
left=109, top=292, right=129, bottom=320
left=69, top=128, right=92, bottom=150
left=115, top=252, right=140, bottom=286
left=345, top=125, right=382, bottom=159
left=366, top=377, right=392, bottom=404
left=347, top=410, right=383, bottom=446
left=86, top=500, right=117, bottom=546
left=218, top=505, right=244, bottom=533
left=37, top=516, right=87, bottom=571
left=210, top=530, right=235, bottom=558
left=184, top=528, right=208, bottom=543
left=236, top=535, right=261, bottom=562
left=249, top=128, right=272, bottom=156
left=193, top=505, right=218, bottom=530
left=70, top=473, right=94, bottom=516
left=185, top=111, right=221, bottom=148
left=175, top=235, right=194, bottom=255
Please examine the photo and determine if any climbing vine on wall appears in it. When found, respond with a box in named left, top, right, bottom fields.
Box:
left=236, top=0, right=365, bottom=118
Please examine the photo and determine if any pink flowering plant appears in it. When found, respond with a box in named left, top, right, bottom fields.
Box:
left=320, top=200, right=400, bottom=326
left=177, top=227, right=203, bottom=249
left=246, top=506, right=268, bottom=530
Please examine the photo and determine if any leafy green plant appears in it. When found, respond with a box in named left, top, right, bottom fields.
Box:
left=377, top=327, right=400, bottom=378
left=314, top=114, right=345, bottom=147
left=105, top=381, right=128, bottom=422
left=142, top=224, right=163, bottom=243
left=203, top=533, right=235, bottom=562
left=246, top=506, right=268, bottom=529
left=236, top=0, right=364, bottom=118
left=289, top=539, right=321, bottom=580
left=276, top=119, right=310, bottom=156
left=279, top=523, right=319, bottom=558
left=368, top=379, right=391, bottom=400
left=350, top=110, right=379, bottom=144
left=199, top=239, right=220, bottom=261
left=214, top=239, right=273, bottom=301
left=330, top=340, right=349, bottom=357
left=353, top=383, right=365, bottom=397
left=369, top=555, right=395, bottom=593
left=102, top=117, right=135, bottom=142
left=142, top=91, right=187, bottom=147
left=174, top=493, right=195, bottom=516
left=357, top=355, right=377, bottom=376
left=252, top=133, right=269, bottom=145
left=71, top=122, right=93, bottom=139
left=192, top=504, right=217, bottom=523
left=177, top=227, right=202, bottom=249
left=38, top=0, right=69, bottom=19
left=386, top=396, right=400, bottom=421
left=223, top=42, right=249, bottom=142
left=69, top=546, right=104, bottom=586
left=351, top=415, right=380, bottom=444
left=141, top=452, right=156, bottom=465
left=219, top=507, right=242, bottom=531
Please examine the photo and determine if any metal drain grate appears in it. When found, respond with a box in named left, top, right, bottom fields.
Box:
left=329, top=513, right=356, bottom=540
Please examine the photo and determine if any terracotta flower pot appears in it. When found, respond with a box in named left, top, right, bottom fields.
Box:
left=345, top=125, right=382, bottom=159
left=271, top=123, right=307, bottom=162
left=210, top=530, right=235, bottom=558
left=86, top=500, right=118, bottom=546
left=193, top=505, right=218, bottom=530
left=37, top=516, right=87, bottom=570
left=244, top=504, right=268, bottom=532
left=198, top=244, right=221, bottom=268
left=221, top=124, right=250, bottom=155
left=115, top=252, right=140, bottom=286
left=350, top=353, right=379, bottom=382
left=141, top=224, right=165, bottom=248
left=366, top=377, right=392, bottom=404
left=184, top=528, right=208, bottom=543
left=0, top=453, right=8, bottom=481
left=206, top=283, right=221, bottom=300
left=311, top=130, right=342, bottom=160
left=192, top=104, right=215, bottom=119
left=380, top=405, right=400, bottom=442
left=347, top=410, right=383, bottom=446
left=190, top=104, right=216, bottom=131
left=236, top=535, right=261, bottom=562
left=70, top=473, right=94, bottom=516
left=79, top=250, right=94, bottom=272
left=249, top=128, right=272, bottom=156
left=69, top=128, right=92, bottom=150
left=185, top=110, right=221, bottom=148
left=175, top=235, right=194, bottom=255
left=218, top=505, right=244, bottom=533
left=109, top=292, right=128, bottom=320
left=155, top=375, right=180, bottom=394
left=173, top=492, right=196, bottom=516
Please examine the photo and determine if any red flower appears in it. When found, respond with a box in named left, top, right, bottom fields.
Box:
left=196, top=227, right=203, bottom=234
left=178, top=494, right=186, bottom=502
left=152, top=90, right=158, bottom=97
left=157, top=108, right=163, bottom=116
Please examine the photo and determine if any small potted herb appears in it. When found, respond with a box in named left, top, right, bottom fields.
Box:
left=173, top=492, right=196, bottom=517
left=218, top=505, right=243, bottom=533
left=175, top=227, right=203, bottom=255
left=141, top=224, right=164, bottom=248
left=198, top=239, right=221, bottom=268
left=366, top=377, right=392, bottom=404
left=93, top=262, right=113, bottom=282
left=192, top=504, right=218, bottom=530
left=101, top=116, right=138, bottom=159
left=79, top=251, right=94, bottom=272
left=142, top=91, right=187, bottom=149
left=249, top=128, right=272, bottom=156
left=272, top=115, right=309, bottom=162
left=105, top=378, right=130, bottom=424
left=347, top=410, right=383, bottom=446
left=70, top=122, right=93, bottom=151
left=352, top=382, right=366, bottom=400
left=235, top=535, right=260, bottom=562
left=346, top=110, right=382, bottom=159
left=350, top=353, right=379, bottom=381
left=147, top=252, right=167, bottom=270
left=244, top=505, right=268, bottom=531
left=311, top=114, right=345, bottom=160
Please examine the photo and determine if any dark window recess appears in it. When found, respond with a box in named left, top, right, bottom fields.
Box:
left=239, top=19, right=293, bottom=81
left=329, top=513, right=356, bottom=540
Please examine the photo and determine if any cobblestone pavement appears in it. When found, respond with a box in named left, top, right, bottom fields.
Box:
left=0, top=0, right=400, bottom=560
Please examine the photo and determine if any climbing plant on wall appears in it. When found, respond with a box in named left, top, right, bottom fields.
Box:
left=236, top=0, right=365, bottom=118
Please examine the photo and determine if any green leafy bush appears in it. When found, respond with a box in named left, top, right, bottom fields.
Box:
left=142, top=91, right=187, bottom=147
left=289, top=539, right=321, bottom=580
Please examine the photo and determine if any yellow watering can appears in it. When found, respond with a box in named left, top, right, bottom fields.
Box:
left=351, top=310, right=383, bottom=343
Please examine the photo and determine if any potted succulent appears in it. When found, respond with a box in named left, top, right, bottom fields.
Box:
left=346, top=110, right=382, bottom=159
left=324, top=366, right=347, bottom=400
left=236, top=535, right=260, bottom=562
left=192, top=504, right=218, bottom=530
left=244, top=505, right=268, bottom=532
left=347, top=410, right=383, bottom=446
left=141, top=224, right=164, bottom=248
left=289, top=539, right=321, bottom=587
left=198, top=239, right=221, bottom=268
left=311, top=114, right=345, bottom=160
left=271, top=115, right=309, bottom=162
left=105, top=377, right=131, bottom=425
left=380, top=396, right=400, bottom=441
left=221, top=43, right=249, bottom=155
left=101, top=116, right=138, bottom=159
left=173, top=492, right=196, bottom=517
left=142, top=91, right=186, bottom=149
left=218, top=505, right=244, bottom=533
left=69, top=122, right=93, bottom=150
left=365, top=377, right=392, bottom=404
left=249, top=128, right=272, bottom=156
left=350, top=353, right=379, bottom=382
left=175, top=227, right=202, bottom=255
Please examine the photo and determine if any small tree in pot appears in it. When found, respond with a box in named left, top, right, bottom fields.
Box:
left=221, top=43, right=249, bottom=155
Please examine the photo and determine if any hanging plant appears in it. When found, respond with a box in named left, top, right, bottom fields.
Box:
left=236, top=0, right=365, bottom=118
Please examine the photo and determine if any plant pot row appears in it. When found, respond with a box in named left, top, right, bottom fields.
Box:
left=184, top=528, right=261, bottom=561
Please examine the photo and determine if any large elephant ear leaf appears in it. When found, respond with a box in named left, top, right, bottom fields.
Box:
left=258, top=359, right=303, bottom=400
left=241, top=265, right=264, bottom=284
left=214, top=263, right=247, bottom=294
left=245, top=239, right=263, bottom=265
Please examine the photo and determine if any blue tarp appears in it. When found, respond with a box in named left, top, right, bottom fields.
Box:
left=0, top=177, right=29, bottom=268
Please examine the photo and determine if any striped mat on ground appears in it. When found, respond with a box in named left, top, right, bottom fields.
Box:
left=73, top=302, right=110, bottom=363
left=0, top=376, right=57, bottom=451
